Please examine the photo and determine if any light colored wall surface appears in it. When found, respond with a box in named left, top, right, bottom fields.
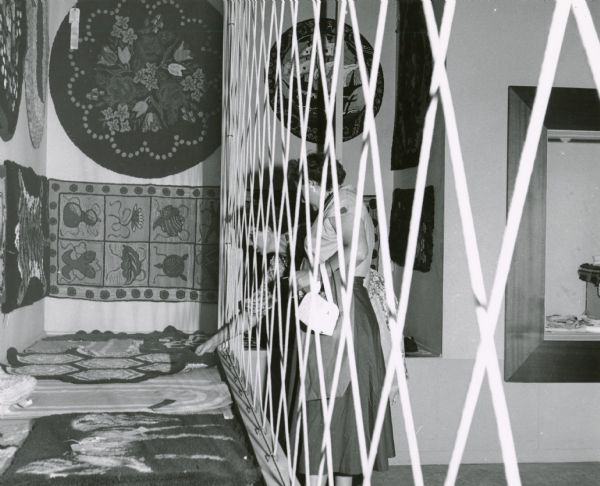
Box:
left=545, top=142, right=600, bottom=316
left=442, top=0, right=598, bottom=360
left=386, top=0, right=600, bottom=465
left=43, top=1, right=221, bottom=335
left=340, top=2, right=445, bottom=355
left=393, top=112, right=445, bottom=355
left=0, top=67, right=47, bottom=359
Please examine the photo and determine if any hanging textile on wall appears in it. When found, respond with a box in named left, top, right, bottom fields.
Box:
left=25, top=0, right=49, bottom=149
left=2, top=161, right=50, bottom=313
left=363, top=195, right=381, bottom=271
left=390, top=0, right=433, bottom=170
left=268, top=18, right=384, bottom=144
left=389, top=185, right=434, bottom=272
left=49, top=0, right=222, bottom=178
left=0, top=171, right=6, bottom=307
left=47, top=180, right=219, bottom=303
left=0, top=0, right=27, bottom=142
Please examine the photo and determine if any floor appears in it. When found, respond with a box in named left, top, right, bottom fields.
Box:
left=372, top=463, right=600, bottom=486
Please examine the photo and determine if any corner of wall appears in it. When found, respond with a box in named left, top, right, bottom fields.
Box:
left=0, top=79, right=49, bottom=360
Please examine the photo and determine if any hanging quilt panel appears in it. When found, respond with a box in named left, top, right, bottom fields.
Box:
left=2, top=161, right=50, bottom=313
left=24, top=0, right=49, bottom=148
left=389, top=185, right=434, bottom=272
left=49, top=0, right=223, bottom=178
left=268, top=18, right=384, bottom=144
left=47, top=180, right=219, bottom=303
left=0, top=0, right=27, bottom=142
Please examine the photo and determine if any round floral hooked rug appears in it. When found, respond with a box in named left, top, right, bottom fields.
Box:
left=50, top=0, right=222, bottom=178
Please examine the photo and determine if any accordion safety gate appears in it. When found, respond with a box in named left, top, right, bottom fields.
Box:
left=217, top=1, right=600, bottom=485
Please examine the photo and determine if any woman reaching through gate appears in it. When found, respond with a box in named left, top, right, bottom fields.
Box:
left=195, top=166, right=301, bottom=360
left=197, top=152, right=395, bottom=484
left=290, top=152, right=395, bottom=485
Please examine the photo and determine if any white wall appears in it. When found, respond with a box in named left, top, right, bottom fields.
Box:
left=0, top=71, right=47, bottom=359
left=43, top=1, right=221, bottom=334
left=388, top=0, right=600, bottom=465
left=545, top=142, right=600, bottom=316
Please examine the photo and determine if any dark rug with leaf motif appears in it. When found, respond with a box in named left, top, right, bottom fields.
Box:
left=0, top=412, right=262, bottom=485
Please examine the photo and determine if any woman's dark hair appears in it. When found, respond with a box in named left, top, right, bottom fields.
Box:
left=288, top=152, right=346, bottom=191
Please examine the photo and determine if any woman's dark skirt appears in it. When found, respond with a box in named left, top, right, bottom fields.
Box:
left=297, top=279, right=395, bottom=476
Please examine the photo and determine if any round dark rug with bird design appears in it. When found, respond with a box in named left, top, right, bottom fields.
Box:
left=268, top=18, right=384, bottom=144
left=49, top=0, right=222, bottom=178
left=0, top=0, right=27, bottom=142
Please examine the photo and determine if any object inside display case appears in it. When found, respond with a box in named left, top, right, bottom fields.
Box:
left=506, top=86, right=600, bottom=382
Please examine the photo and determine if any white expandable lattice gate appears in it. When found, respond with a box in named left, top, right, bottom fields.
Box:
left=218, top=1, right=600, bottom=484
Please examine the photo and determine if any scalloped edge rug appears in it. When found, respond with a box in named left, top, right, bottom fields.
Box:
left=5, top=326, right=217, bottom=384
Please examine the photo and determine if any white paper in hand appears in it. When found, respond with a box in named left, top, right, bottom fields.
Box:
left=297, top=263, right=339, bottom=336
left=298, top=291, right=339, bottom=336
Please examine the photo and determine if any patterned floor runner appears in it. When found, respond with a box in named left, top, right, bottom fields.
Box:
left=0, top=412, right=261, bottom=485
left=5, top=326, right=217, bottom=384
left=2, top=369, right=232, bottom=419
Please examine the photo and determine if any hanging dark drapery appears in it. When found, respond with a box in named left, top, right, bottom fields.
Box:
left=391, top=0, right=433, bottom=170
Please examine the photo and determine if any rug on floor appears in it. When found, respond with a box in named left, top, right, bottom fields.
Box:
left=0, top=421, right=31, bottom=476
left=0, top=412, right=261, bottom=485
left=5, top=368, right=232, bottom=419
left=5, top=326, right=217, bottom=384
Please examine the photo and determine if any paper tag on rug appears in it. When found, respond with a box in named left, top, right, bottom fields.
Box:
left=69, top=8, right=79, bottom=50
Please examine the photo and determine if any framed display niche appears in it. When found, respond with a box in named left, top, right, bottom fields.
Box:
left=505, top=86, right=600, bottom=382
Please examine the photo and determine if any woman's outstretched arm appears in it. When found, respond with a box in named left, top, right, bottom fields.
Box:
left=195, top=313, right=256, bottom=355
left=196, top=252, right=288, bottom=355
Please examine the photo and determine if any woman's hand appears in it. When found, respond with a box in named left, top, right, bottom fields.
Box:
left=251, top=229, right=287, bottom=254
left=195, top=334, right=221, bottom=356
